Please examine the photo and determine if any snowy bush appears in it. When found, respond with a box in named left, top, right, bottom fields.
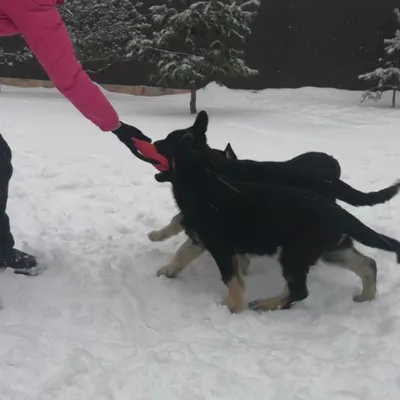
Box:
left=60, top=0, right=149, bottom=73
left=128, top=0, right=260, bottom=114
left=0, top=39, right=33, bottom=66
left=0, top=1, right=147, bottom=73
left=359, top=8, right=400, bottom=107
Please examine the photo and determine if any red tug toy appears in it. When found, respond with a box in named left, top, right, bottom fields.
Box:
left=134, top=139, right=169, bottom=172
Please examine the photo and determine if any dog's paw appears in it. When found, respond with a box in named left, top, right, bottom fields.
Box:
left=148, top=230, right=168, bottom=242
left=353, top=292, right=376, bottom=302
left=222, top=295, right=244, bottom=314
left=156, top=265, right=179, bottom=278
left=248, top=297, right=289, bottom=312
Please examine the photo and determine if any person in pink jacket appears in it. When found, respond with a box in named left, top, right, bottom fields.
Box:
left=0, top=0, right=164, bottom=275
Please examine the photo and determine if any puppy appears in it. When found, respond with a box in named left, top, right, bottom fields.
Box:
left=154, top=111, right=399, bottom=206
left=149, top=144, right=250, bottom=279
left=162, top=115, right=400, bottom=313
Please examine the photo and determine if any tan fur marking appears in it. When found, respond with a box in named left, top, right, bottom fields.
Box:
left=226, top=275, right=245, bottom=313
left=323, top=247, right=377, bottom=302
left=156, top=238, right=205, bottom=278
left=148, top=213, right=183, bottom=242
left=225, top=255, right=245, bottom=313
left=237, top=254, right=250, bottom=276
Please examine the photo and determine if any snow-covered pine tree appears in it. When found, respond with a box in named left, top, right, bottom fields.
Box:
left=60, top=0, right=148, bottom=72
left=128, top=0, right=260, bottom=114
left=0, top=39, right=33, bottom=67
left=359, top=8, right=400, bottom=107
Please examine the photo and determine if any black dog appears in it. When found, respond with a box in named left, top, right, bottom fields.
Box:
left=154, top=143, right=341, bottom=183
left=154, top=132, right=341, bottom=184
left=154, top=111, right=399, bottom=207
left=157, top=112, right=400, bottom=313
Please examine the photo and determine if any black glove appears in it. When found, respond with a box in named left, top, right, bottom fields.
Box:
left=112, top=121, right=159, bottom=165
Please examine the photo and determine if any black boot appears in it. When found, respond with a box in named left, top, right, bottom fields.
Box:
left=0, top=134, right=40, bottom=276
left=0, top=248, right=39, bottom=276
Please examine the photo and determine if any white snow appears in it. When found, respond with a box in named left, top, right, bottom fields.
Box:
left=1, top=82, right=400, bottom=399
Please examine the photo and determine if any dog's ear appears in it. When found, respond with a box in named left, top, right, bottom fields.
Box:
left=192, top=111, right=208, bottom=137
left=223, top=143, right=237, bottom=160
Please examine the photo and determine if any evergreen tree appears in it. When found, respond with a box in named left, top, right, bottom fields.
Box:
left=1, top=1, right=147, bottom=73
left=359, top=8, right=400, bottom=107
left=0, top=38, right=33, bottom=66
left=59, top=0, right=148, bottom=72
left=128, top=0, right=260, bottom=114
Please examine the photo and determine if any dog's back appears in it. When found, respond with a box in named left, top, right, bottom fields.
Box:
left=172, top=148, right=342, bottom=255
left=203, top=150, right=400, bottom=206
left=154, top=110, right=399, bottom=206
left=173, top=146, right=400, bottom=260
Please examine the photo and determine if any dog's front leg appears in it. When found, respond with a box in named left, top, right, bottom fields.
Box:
left=148, top=212, right=183, bottom=242
left=236, top=254, right=250, bottom=276
left=157, top=237, right=205, bottom=278
left=206, top=245, right=245, bottom=314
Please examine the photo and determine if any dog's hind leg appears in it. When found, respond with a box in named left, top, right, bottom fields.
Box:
left=148, top=213, right=183, bottom=242
left=156, top=237, right=205, bottom=278
left=322, top=235, right=377, bottom=302
left=249, top=245, right=311, bottom=312
left=237, top=254, right=250, bottom=276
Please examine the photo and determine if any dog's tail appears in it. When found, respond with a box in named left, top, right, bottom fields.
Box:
left=332, top=179, right=400, bottom=206
left=344, top=212, right=400, bottom=263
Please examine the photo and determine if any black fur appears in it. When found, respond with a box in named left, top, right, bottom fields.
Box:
left=155, top=111, right=400, bottom=207
left=168, top=118, right=400, bottom=310
left=155, top=143, right=237, bottom=183
left=154, top=114, right=341, bottom=183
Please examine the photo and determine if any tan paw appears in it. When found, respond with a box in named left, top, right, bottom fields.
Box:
left=148, top=230, right=169, bottom=242
left=248, top=297, right=289, bottom=312
left=156, top=265, right=179, bottom=278
left=353, top=291, right=376, bottom=302
left=225, top=277, right=245, bottom=313
left=224, top=296, right=244, bottom=314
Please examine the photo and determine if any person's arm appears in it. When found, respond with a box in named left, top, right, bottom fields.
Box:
left=4, top=0, right=166, bottom=167
left=6, top=0, right=119, bottom=131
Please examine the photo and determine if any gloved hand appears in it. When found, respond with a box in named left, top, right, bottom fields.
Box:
left=112, top=121, right=169, bottom=171
left=112, top=121, right=158, bottom=165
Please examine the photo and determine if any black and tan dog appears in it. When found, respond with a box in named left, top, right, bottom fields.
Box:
left=149, top=143, right=252, bottom=278
left=149, top=112, right=400, bottom=279
left=153, top=111, right=400, bottom=313
left=149, top=143, right=339, bottom=278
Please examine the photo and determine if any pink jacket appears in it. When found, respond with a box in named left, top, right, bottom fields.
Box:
left=0, top=0, right=119, bottom=131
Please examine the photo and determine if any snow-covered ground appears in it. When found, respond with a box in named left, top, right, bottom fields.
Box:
left=1, top=83, right=400, bottom=399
